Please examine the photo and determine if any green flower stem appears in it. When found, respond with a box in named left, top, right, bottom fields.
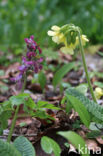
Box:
left=7, top=74, right=27, bottom=143
left=78, top=31, right=97, bottom=103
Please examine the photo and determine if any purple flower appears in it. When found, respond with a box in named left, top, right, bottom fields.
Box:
left=30, top=35, right=34, bottom=40
left=25, top=61, right=34, bottom=65
left=38, top=57, right=43, bottom=63
left=11, top=74, right=22, bottom=82
left=26, top=51, right=36, bottom=59
left=39, top=64, right=43, bottom=70
left=37, top=47, right=42, bottom=54
left=24, top=35, right=37, bottom=48
left=19, top=65, right=27, bottom=73
left=11, top=35, right=44, bottom=87
left=34, top=66, right=39, bottom=73
left=22, top=56, right=27, bottom=64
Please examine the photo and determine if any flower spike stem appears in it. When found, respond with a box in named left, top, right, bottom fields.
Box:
left=7, top=74, right=27, bottom=143
left=78, top=31, right=97, bottom=103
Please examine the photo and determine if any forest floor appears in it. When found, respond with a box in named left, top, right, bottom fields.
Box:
left=0, top=46, right=103, bottom=156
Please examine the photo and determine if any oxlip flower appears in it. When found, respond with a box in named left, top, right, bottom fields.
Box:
left=60, top=35, right=89, bottom=54
left=47, top=25, right=65, bottom=44
left=47, top=24, right=89, bottom=55
left=48, top=24, right=97, bottom=103
left=94, top=87, right=103, bottom=99
left=75, top=35, right=89, bottom=46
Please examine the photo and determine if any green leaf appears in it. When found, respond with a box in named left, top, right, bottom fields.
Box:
left=66, top=94, right=90, bottom=128
left=19, top=122, right=27, bottom=127
left=0, top=139, right=21, bottom=156
left=37, top=101, right=49, bottom=108
left=75, top=84, right=88, bottom=95
left=94, top=81, right=103, bottom=88
left=33, top=110, right=54, bottom=120
left=0, top=70, right=4, bottom=76
left=14, top=136, right=36, bottom=156
left=0, top=101, right=12, bottom=110
left=72, top=120, right=81, bottom=129
left=89, top=122, right=103, bottom=131
left=24, top=96, right=36, bottom=109
left=53, top=62, right=75, bottom=88
left=58, top=131, right=90, bottom=156
left=9, top=93, right=30, bottom=106
left=38, top=71, right=46, bottom=90
left=86, top=131, right=101, bottom=138
left=0, top=110, right=12, bottom=129
left=97, top=51, right=103, bottom=57
left=64, top=142, right=70, bottom=148
left=66, top=100, right=72, bottom=114
left=66, top=88, right=103, bottom=123
left=41, top=136, right=61, bottom=156
left=37, top=101, right=60, bottom=110
left=0, top=100, right=12, bottom=131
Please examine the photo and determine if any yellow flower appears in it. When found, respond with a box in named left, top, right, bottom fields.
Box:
left=94, top=87, right=103, bottom=99
left=76, top=35, right=89, bottom=46
left=47, top=24, right=89, bottom=55
left=47, top=25, right=65, bottom=44
left=60, top=36, right=77, bottom=55
left=60, top=41, right=76, bottom=55
left=60, top=46, right=74, bottom=55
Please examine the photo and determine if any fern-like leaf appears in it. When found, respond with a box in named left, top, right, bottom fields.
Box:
left=0, top=139, right=21, bottom=156
left=66, top=88, right=103, bottom=123
left=14, top=136, right=36, bottom=156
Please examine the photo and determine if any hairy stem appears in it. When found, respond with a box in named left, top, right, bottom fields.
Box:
left=78, top=31, right=97, bottom=103
left=7, top=74, right=27, bottom=142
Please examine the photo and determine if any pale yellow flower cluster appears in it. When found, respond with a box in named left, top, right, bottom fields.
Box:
left=47, top=25, right=89, bottom=55
left=94, top=87, right=103, bottom=99
left=47, top=25, right=65, bottom=44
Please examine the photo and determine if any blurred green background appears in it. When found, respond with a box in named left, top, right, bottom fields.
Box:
left=0, top=0, right=103, bottom=49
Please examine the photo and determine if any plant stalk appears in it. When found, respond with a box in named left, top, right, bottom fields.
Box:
left=78, top=31, right=97, bottom=103
left=7, top=74, right=27, bottom=142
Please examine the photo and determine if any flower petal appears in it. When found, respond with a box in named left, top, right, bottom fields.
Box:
left=51, top=25, right=60, bottom=31
left=60, top=47, right=74, bottom=55
left=52, top=36, right=60, bottom=43
left=47, top=30, right=56, bottom=36
left=76, top=35, right=89, bottom=46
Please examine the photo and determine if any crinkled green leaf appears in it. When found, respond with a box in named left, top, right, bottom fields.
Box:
left=14, top=136, right=36, bottom=156
left=66, top=88, right=103, bottom=123
left=66, top=94, right=90, bottom=128
left=0, top=139, right=21, bottom=156
left=41, top=136, right=61, bottom=156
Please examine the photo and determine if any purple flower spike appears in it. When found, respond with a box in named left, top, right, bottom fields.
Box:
left=19, top=65, right=25, bottom=70
left=39, top=64, right=43, bottom=70
left=11, top=74, right=22, bottom=82
left=34, top=66, right=38, bottom=73
left=26, top=51, right=36, bottom=59
left=22, top=56, right=27, bottom=64
left=19, top=65, right=27, bottom=74
left=26, top=61, right=34, bottom=65
left=37, top=47, right=42, bottom=54
left=24, top=38, right=30, bottom=44
left=30, top=44, right=36, bottom=50
left=30, top=35, right=34, bottom=40
left=11, top=35, right=44, bottom=88
left=16, top=74, right=22, bottom=81
left=38, top=57, right=43, bottom=63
